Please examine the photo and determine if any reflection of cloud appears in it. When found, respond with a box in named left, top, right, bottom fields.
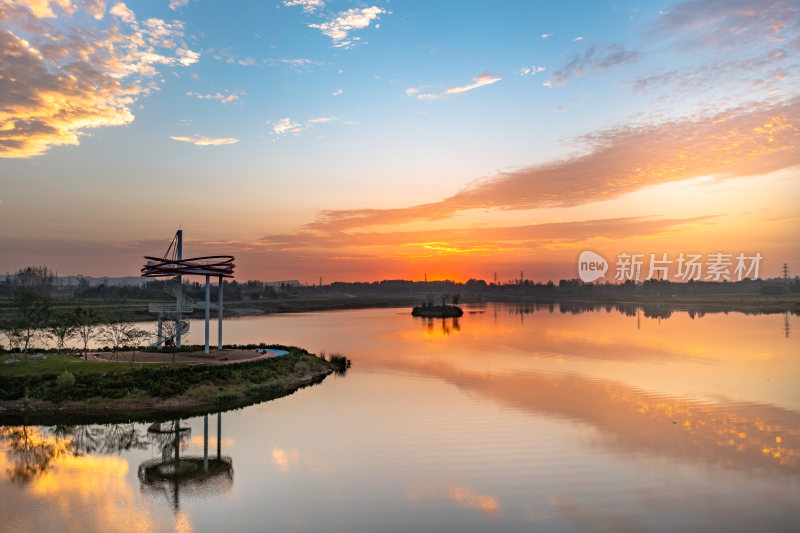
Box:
left=412, top=74, right=501, bottom=100
left=384, top=361, right=800, bottom=475
left=0, top=0, right=198, bottom=158
left=407, top=482, right=501, bottom=516
left=189, top=436, right=234, bottom=448
left=292, top=98, right=799, bottom=233
left=271, top=447, right=299, bottom=472
left=0, top=427, right=158, bottom=532
left=170, top=134, right=239, bottom=146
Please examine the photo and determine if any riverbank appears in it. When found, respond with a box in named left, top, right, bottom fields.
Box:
left=0, top=347, right=340, bottom=424
left=2, top=293, right=797, bottom=325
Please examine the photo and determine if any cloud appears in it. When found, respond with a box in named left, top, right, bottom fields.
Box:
left=280, top=57, right=311, bottom=70
left=270, top=117, right=303, bottom=136
left=0, top=1, right=199, bottom=158
left=82, top=0, right=106, bottom=19
left=307, top=6, right=386, bottom=48
left=649, top=0, right=799, bottom=49
left=168, top=0, right=190, bottom=10
left=633, top=48, right=792, bottom=98
left=283, top=0, right=323, bottom=13
left=260, top=215, right=715, bottom=253
left=332, top=88, right=343, bottom=96
left=270, top=116, right=338, bottom=137
left=291, top=98, right=799, bottom=232
left=541, top=33, right=552, bottom=39
left=2, top=0, right=75, bottom=18
left=170, top=134, right=238, bottom=146
left=519, top=66, right=546, bottom=76
left=108, top=2, right=134, bottom=24
left=546, top=45, right=642, bottom=86
left=412, top=74, right=501, bottom=101
left=186, top=90, right=243, bottom=103
left=573, top=36, right=583, bottom=41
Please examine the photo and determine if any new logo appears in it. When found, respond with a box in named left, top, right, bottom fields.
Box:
left=578, top=250, right=607, bottom=282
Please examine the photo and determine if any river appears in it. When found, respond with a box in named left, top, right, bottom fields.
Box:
left=1, top=304, right=798, bottom=532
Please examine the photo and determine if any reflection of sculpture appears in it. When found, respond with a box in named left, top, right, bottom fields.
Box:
left=138, top=413, right=233, bottom=511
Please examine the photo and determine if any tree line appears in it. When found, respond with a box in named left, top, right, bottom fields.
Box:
left=0, top=266, right=151, bottom=366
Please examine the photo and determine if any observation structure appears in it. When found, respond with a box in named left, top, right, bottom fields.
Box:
left=142, top=230, right=235, bottom=354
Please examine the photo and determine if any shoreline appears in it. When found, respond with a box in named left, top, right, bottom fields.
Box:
left=0, top=348, right=338, bottom=425
left=1, top=293, right=797, bottom=325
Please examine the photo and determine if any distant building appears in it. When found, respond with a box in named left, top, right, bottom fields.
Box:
left=264, top=280, right=304, bottom=288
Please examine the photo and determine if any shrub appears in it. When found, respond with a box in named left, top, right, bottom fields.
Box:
left=214, top=391, right=239, bottom=405
left=55, top=371, right=75, bottom=391
left=328, top=353, right=351, bottom=374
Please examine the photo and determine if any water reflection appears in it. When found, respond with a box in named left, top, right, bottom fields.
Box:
left=418, top=316, right=461, bottom=337
left=378, top=358, right=800, bottom=475
left=487, top=301, right=796, bottom=332
left=1, top=306, right=798, bottom=532
left=138, top=414, right=233, bottom=512
left=0, top=426, right=159, bottom=532
left=0, top=426, right=72, bottom=483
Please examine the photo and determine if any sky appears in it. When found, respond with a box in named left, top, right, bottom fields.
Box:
left=0, top=0, right=798, bottom=283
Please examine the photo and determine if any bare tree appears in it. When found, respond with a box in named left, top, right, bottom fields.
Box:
left=73, top=307, right=100, bottom=360
left=45, top=312, right=78, bottom=370
left=1, top=324, right=24, bottom=354
left=157, top=319, right=184, bottom=364
left=126, top=327, right=150, bottom=366
left=9, top=266, right=53, bottom=362
left=99, top=319, right=141, bottom=362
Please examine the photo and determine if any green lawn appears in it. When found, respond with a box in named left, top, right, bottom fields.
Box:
left=0, top=354, right=164, bottom=376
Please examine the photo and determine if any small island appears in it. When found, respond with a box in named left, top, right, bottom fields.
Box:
left=412, top=295, right=464, bottom=318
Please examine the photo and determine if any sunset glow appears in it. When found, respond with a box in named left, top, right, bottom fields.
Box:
left=0, top=0, right=797, bottom=282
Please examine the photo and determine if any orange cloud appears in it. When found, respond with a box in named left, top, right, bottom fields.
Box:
left=261, top=215, right=714, bottom=252
left=0, top=1, right=198, bottom=158
left=302, top=98, right=799, bottom=233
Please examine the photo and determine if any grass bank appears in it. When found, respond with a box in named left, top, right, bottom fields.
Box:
left=0, top=346, right=344, bottom=424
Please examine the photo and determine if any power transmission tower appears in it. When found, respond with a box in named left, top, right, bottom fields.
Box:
left=784, top=263, right=790, bottom=293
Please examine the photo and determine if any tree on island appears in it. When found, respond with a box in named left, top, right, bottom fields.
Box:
left=73, top=307, right=100, bottom=360
left=8, top=266, right=53, bottom=362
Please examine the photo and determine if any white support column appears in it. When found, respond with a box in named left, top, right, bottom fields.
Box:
left=204, top=274, right=210, bottom=354
left=175, top=278, right=182, bottom=348
left=218, top=275, right=223, bottom=349
left=175, top=230, right=183, bottom=348
left=216, top=412, right=222, bottom=458
left=203, top=414, right=209, bottom=472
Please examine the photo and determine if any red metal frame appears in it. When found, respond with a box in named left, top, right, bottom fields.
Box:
left=141, top=255, right=235, bottom=278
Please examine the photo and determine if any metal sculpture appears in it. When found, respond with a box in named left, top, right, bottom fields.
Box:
left=142, top=230, right=235, bottom=353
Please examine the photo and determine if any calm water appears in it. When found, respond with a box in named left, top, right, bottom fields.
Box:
left=1, top=305, right=798, bottom=532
